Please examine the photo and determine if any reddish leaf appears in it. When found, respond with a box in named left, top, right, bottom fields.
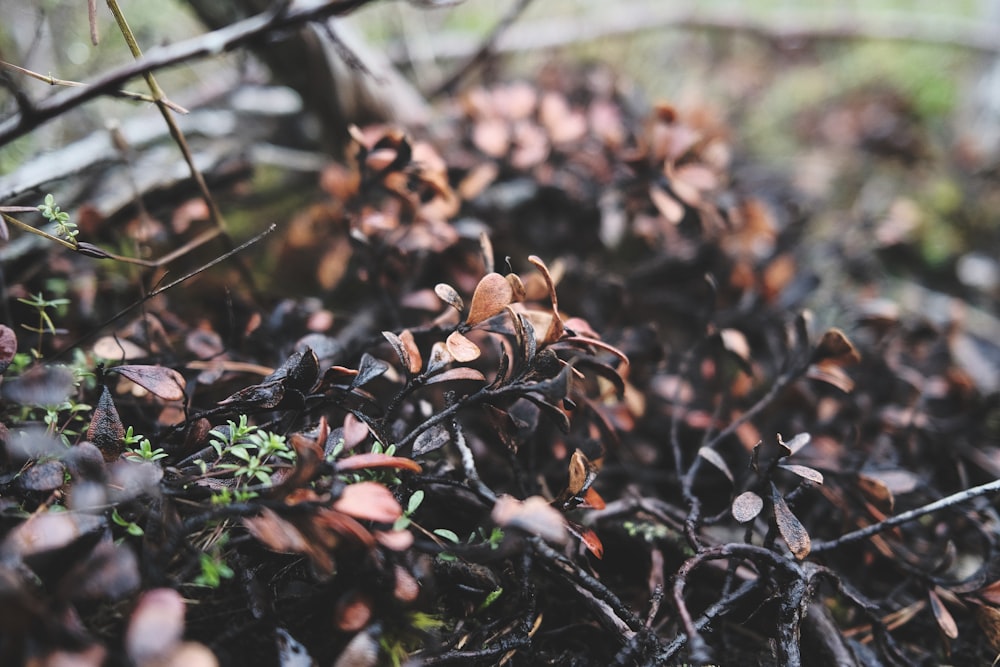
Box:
left=771, top=482, right=811, bottom=560
left=336, top=453, right=422, bottom=474
left=126, top=588, right=185, bottom=665
left=112, top=365, right=185, bottom=401
left=446, top=330, right=481, bottom=362
left=244, top=508, right=311, bottom=554
left=566, top=521, right=604, bottom=559
left=581, top=487, right=606, bottom=510
left=977, top=580, right=1000, bottom=606
left=383, top=330, right=419, bottom=375
left=928, top=589, right=959, bottom=639
left=343, top=412, right=371, bottom=450
left=491, top=495, right=567, bottom=545
left=466, top=273, right=514, bottom=327
left=732, top=491, right=764, bottom=523
left=333, top=481, right=403, bottom=523
left=334, top=591, right=373, bottom=632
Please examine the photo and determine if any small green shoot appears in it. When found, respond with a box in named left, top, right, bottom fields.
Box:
left=111, top=508, right=143, bottom=537
left=124, top=427, right=167, bottom=462
left=17, top=292, right=70, bottom=357
left=38, top=193, right=79, bottom=242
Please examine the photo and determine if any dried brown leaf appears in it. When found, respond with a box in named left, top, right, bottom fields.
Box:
left=973, top=603, right=1000, bottom=653
left=928, top=589, right=959, bottom=639
left=446, top=331, right=481, bottom=362
left=491, top=495, right=567, bottom=545
left=771, top=482, right=811, bottom=560
left=434, top=283, right=465, bottom=312
left=856, top=473, right=894, bottom=514
left=777, top=464, right=824, bottom=485
left=244, top=508, right=311, bottom=554
left=466, top=273, right=514, bottom=327
left=732, top=491, right=764, bottom=523
left=423, top=367, right=487, bottom=385
left=812, top=328, right=861, bottom=365
left=112, top=365, right=185, bottom=401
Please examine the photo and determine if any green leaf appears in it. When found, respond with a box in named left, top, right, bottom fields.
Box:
left=433, top=528, right=460, bottom=543
left=407, top=490, right=424, bottom=515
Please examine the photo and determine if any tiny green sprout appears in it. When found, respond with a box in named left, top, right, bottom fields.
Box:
left=38, top=193, right=79, bottom=241
left=111, top=508, right=143, bottom=537
left=476, top=587, right=503, bottom=612
left=393, top=489, right=425, bottom=531
left=124, top=427, right=167, bottom=463
left=194, top=550, right=234, bottom=588
left=18, top=292, right=70, bottom=357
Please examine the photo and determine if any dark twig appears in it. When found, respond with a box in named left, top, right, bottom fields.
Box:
left=430, top=0, right=536, bottom=98
left=810, top=477, right=1000, bottom=553
left=0, top=0, right=373, bottom=147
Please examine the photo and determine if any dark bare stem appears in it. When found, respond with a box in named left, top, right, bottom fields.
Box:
left=0, top=0, right=373, bottom=147
left=811, top=476, right=1000, bottom=553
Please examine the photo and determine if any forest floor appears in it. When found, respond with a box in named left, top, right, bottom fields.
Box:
left=2, top=4, right=1000, bottom=666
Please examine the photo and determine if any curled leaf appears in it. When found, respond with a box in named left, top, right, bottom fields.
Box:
left=336, top=453, right=422, bottom=474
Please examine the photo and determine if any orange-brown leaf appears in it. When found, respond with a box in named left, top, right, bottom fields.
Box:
left=336, top=453, right=422, bottom=474
left=446, top=331, right=481, bottom=362
left=928, top=589, right=959, bottom=639
left=466, top=273, right=514, bottom=326
left=333, top=481, right=403, bottom=523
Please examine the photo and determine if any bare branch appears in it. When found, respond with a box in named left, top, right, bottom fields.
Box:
left=810, top=476, right=1000, bottom=553
left=0, top=0, right=373, bottom=147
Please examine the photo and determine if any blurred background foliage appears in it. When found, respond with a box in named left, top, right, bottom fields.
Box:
left=2, top=0, right=999, bottom=306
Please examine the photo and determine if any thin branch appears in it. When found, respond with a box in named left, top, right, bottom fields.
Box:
left=0, top=0, right=373, bottom=147
left=430, top=0, right=537, bottom=98
left=810, top=476, right=1000, bottom=554
left=0, top=60, right=188, bottom=113
left=391, top=6, right=1000, bottom=65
